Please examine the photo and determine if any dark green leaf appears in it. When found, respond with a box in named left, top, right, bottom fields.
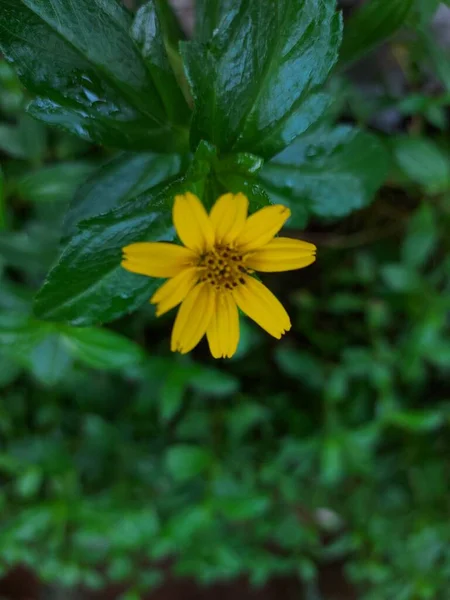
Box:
left=194, top=0, right=233, bottom=42
left=402, top=204, right=438, bottom=269
left=0, top=167, right=5, bottom=231
left=320, top=437, right=344, bottom=486
left=275, top=346, right=324, bottom=389
left=260, top=125, right=389, bottom=219
left=166, top=445, right=213, bottom=481
left=0, top=354, right=21, bottom=388
left=420, top=31, right=450, bottom=92
left=62, top=152, right=184, bottom=240
left=15, top=163, right=96, bottom=204
left=160, top=370, right=186, bottom=424
left=0, top=312, right=47, bottom=357
left=189, top=366, right=239, bottom=398
left=0, top=281, right=33, bottom=313
left=408, top=0, right=441, bottom=28
left=381, top=264, right=422, bottom=292
left=0, top=223, right=60, bottom=273
left=16, top=467, right=43, bottom=498
left=215, top=152, right=270, bottom=212
left=0, top=115, right=46, bottom=161
left=227, top=402, right=269, bottom=439
left=30, top=334, right=72, bottom=386
left=385, top=410, right=444, bottom=432
left=34, top=192, right=175, bottom=325
left=0, top=313, right=72, bottom=385
left=131, top=1, right=190, bottom=123
left=61, top=326, right=144, bottom=369
left=182, top=0, right=342, bottom=158
left=339, top=0, right=414, bottom=67
left=34, top=145, right=213, bottom=325
left=219, top=496, right=270, bottom=520
left=0, top=59, right=24, bottom=114
left=0, top=0, right=189, bottom=152
left=391, top=137, right=450, bottom=193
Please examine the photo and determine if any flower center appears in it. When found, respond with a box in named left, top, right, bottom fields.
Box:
left=198, top=245, right=247, bottom=291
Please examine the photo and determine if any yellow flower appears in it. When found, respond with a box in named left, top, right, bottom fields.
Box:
left=122, top=192, right=316, bottom=358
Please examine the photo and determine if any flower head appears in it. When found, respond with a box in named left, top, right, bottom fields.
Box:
left=122, top=193, right=316, bottom=358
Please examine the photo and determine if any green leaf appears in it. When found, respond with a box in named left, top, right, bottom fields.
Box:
left=227, top=402, right=269, bottom=439
left=402, top=204, right=438, bottom=269
left=131, top=1, right=190, bottom=123
left=0, top=0, right=189, bottom=152
left=0, top=354, right=21, bottom=388
left=0, top=167, right=5, bottom=231
left=339, top=0, right=414, bottom=67
left=0, top=224, right=60, bottom=274
left=320, top=437, right=344, bottom=486
left=260, top=125, right=389, bottom=219
left=0, top=313, right=72, bottom=385
left=275, top=346, right=324, bottom=390
left=408, top=0, right=441, bottom=28
left=381, top=264, right=422, bottom=292
left=159, top=365, right=189, bottom=423
left=0, top=115, right=46, bottom=161
left=189, top=366, right=239, bottom=398
left=29, top=334, right=72, bottom=386
left=385, top=410, right=444, bottom=432
left=34, top=145, right=213, bottom=325
left=34, top=191, right=175, bottom=326
left=391, top=137, right=450, bottom=193
left=219, top=496, right=270, bottom=520
left=15, top=163, right=96, bottom=204
left=195, top=0, right=230, bottom=42
left=182, top=0, right=342, bottom=158
left=61, top=326, right=144, bottom=369
left=214, top=152, right=270, bottom=212
left=62, top=152, right=184, bottom=240
left=166, top=445, right=213, bottom=481
left=419, top=31, right=450, bottom=93
left=16, top=467, right=43, bottom=498
left=0, top=312, right=47, bottom=358
left=0, top=59, right=24, bottom=114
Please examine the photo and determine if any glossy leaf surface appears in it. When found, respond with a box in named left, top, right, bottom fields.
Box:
left=260, top=126, right=390, bottom=219
left=182, top=0, right=342, bottom=158
left=0, top=0, right=189, bottom=151
left=62, top=152, right=184, bottom=240
left=34, top=145, right=214, bottom=325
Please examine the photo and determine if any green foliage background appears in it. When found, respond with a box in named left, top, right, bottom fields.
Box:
left=0, top=1, right=449, bottom=599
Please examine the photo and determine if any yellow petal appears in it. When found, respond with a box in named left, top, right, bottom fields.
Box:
left=232, top=275, right=291, bottom=339
left=235, top=205, right=291, bottom=252
left=209, top=193, right=249, bottom=245
left=171, top=283, right=215, bottom=354
left=122, top=242, right=195, bottom=278
left=206, top=292, right=240, bottom=359
left=173, top=192, right=215, bottom=253
left=151, top=267, right=200, bottom=317
left=245, top=237, right=317, bottom=272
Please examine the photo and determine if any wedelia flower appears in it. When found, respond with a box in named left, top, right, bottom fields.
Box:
left=122, top=193, right=316, bottom=358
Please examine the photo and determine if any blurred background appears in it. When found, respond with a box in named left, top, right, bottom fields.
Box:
left=0, top=0, right=449, bottom=599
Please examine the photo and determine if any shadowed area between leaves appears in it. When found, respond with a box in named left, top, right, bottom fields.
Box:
left=0, top=563, right=356, bottom=599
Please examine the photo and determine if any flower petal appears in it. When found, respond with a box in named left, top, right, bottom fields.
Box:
left=245, top=237, right=317, bottom=272
left=233, top=276, right=291, bottom=339
left=206, top=292, right=240, bottom=359
left=209, top=193, right=249, bottom=245
left=171, top=283, right=215, bottom=354
left=151, top=267, right=200, bottom=317
left=173, top=192, right=215, bottom=253
left=122, top=242, right=195, bottom=278
left=235, top=205, right=291, bottom=252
